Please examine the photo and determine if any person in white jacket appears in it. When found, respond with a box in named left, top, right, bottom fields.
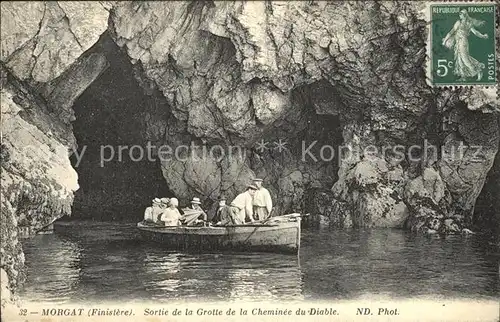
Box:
left=160, top=198, right=182, bottom=226
left=252, top=178, right=273, bottom=220
left=226, top=185, right=257, bottom=224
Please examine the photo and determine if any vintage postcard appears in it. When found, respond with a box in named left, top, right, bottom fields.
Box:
left=1, top=1, right=499, bottom=322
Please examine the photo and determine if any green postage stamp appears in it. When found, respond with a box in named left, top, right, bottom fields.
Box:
left=427, top=2, right=497, bottom=87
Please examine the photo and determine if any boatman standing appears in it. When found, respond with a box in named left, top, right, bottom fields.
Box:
left=226, top=185, right=257, bottom=225
left=252, top=178, right=272, bottom=220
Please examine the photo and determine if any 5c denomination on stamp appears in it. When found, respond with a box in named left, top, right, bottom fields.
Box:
left=427, top=2, right=496, bottom=87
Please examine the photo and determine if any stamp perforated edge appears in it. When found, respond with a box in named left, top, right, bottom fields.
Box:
left=422, top=0, right=498, bottom=92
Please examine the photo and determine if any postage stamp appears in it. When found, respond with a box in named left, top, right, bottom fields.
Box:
left=427, top=2, right=497, bottom=87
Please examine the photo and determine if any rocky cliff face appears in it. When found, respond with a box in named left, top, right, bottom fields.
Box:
left=107, top=1, right=499, bottom=230
left=1, top=0, right=498, bottom=303
left=1, top=1, right=110, bottom=83
left=1, top=65, right=78, bottom=302
left=475, top=118, right=500, bottom=236
left=1, top=1, right=111, bottom=303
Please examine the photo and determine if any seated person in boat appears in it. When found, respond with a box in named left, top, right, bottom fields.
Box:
left=180, top=197, right=208, bottom=226
left=252, top=178, right=273, bottom=221
left=222, top=185, right=257, bottom=225
left=210, top=196, right=227, bottom=224
left=160, top=198, right=182, bottom=226
left=155, top=198, right=169, bottom=222
left=143, top=198, right=161, bottom=223
left=160, top=198, right=170, bottom=208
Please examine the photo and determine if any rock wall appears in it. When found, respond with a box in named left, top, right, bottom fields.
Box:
left=108, top=1, right=498, bottom=230
left=1, top=65, right=78, bottom=302
left=1, top=1, right=111, bottom=305
left=474, top=116, right=500, bottom=237
left=1, top=1, right=110, bottom=83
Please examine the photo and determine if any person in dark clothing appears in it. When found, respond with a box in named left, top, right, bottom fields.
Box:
left=210, top=196, right=227, bottom=224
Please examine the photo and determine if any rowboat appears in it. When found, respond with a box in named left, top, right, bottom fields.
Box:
left=136, top=214, right=302, bottom=254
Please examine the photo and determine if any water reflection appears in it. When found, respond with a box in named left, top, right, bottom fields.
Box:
left=142, top=252, right=182, bottom=298
left=19, top=222, right=499, bottom=303
left=224, top=255, right=303, bottom=302
left=300, top=229, right=500, bottom=300
left=22, top=235, right=82, bottom=304
left=141, top=252, right=303, bottom=302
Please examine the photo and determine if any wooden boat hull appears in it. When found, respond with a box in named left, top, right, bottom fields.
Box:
left=137, top=219, right=301, bottom=254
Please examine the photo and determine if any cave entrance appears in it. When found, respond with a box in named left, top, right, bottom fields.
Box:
left=257, top=80, right=344, bottom=226
left=69, top=33, right=171, bottom=222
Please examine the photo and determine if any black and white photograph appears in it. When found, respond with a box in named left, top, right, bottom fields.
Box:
left=1, top=1, right=499, bottom=321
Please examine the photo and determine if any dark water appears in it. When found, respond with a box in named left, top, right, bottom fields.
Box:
left=19, top=222, right=499, bottom=303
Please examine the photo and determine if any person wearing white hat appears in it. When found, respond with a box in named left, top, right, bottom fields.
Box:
left=160, top=197, right=182, bottom=226
left=252, top=178, right=273, bottom=220
left=144, top=198, right=161, bottom=223
left=160, top=198, right=170, bottom=207
left=182, top=197, right=208, bottom=226
left=152, top=198, right=169, bottom=223
left=190, top=197, right=205, bottom=213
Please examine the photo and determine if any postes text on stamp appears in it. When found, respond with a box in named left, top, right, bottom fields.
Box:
left=429, top=3, right=496, bottom=87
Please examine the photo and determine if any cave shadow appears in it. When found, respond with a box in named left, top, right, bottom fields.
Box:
left=68, top=32, right=172, bottom=222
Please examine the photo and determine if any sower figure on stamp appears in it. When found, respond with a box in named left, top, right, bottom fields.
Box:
left=442, top=9, right=489, bottom=81
left=252, top=178, right=273, bottom=221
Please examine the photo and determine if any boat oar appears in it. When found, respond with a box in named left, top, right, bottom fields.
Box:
left=259, top=213, right=309, bottom=224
